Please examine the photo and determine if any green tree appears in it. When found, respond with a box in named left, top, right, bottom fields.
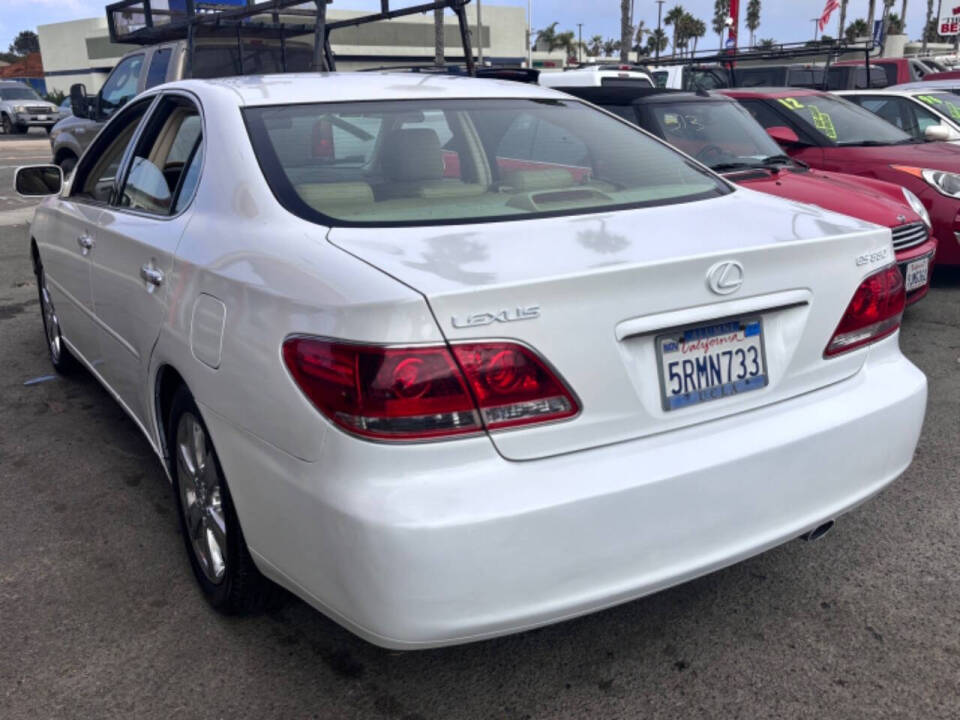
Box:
left=665, top=5, right=686, bottom=57
left=602, top=38, right=621, bottom=56
left=588, top=34, right=603, bottom=57
left=845, top=17, right=870, bottom=42
left=756, top=37, right=775, bottom=49
left=886, top=12, right=904, bottom=35
left=634, top=21, right=650, bottom=62
left=535, top=22, right=562, bottom=51
left=746, top=0, right=761, bottom=46
left=646, top=28, right=669, bottom=56
left=922, top=0, right=934, bottom=51
left=713, top=0, right=731, bottom=50
left=8, top=30, right=39, bottom=57
left=685, top=15, right=707, bottom=56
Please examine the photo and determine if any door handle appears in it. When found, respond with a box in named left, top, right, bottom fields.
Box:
left=77, top=234, right=94, bottom=255
left=140, top=264, right=164, bottom=287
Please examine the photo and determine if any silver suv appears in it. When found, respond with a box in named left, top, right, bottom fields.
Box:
left=0, top=81, right=58, bottom=135
left=51, top=37, right=312, bottom=173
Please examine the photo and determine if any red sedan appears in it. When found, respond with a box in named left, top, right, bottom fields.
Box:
left=722, top=87, right=960, bottom=268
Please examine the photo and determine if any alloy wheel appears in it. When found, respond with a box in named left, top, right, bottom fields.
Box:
left=38, top=270, right=62, bottom=364
left=176, top=412, right=228, bottom=584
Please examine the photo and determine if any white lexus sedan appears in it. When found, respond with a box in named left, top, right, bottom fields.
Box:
left=16, top=73, right=927, bottom=649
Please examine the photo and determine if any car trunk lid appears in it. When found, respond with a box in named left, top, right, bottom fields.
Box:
left=328, top=189, right=893, bottom=460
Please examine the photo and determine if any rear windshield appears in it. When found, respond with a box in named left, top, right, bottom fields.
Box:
left=243, top=98, right=730, bottom=227
left=192, top=43, right=312, bottom=78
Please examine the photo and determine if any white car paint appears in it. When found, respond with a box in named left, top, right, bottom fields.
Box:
left=836, top=87, right=960, bottom=143
left=24, top=72, right=926, bottom=648
left=538, top=65, right=654, bottom=88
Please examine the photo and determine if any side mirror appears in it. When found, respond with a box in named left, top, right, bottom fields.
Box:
left=14, top=165, right=63, bottom=197
left=924, top=123, right=953, bottom=142
left=69, top=83, right=89, bottom=119
left=765, top=125, right=801, bottom=146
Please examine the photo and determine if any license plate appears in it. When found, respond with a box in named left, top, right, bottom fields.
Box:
left=36, top=115, right=48, bottom=121
left=657, top=318, right=768, bottom=411
left=903, top=257, right=929, bottom=292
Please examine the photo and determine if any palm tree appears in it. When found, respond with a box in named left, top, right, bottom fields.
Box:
left=922, top=0, right=934, bottom=52
left=867, top=0, right=876, bottom=33
left=620, top=0, right=632, bottom=63
left=433, top=5, right=444, bottom=66
left=688, top=16, right=707, bottom=56
left=712, top=0, right=731, bottom=50
left=756, top=37, right=775, bottom=49
left=665, top=5, right=686, bottom=57
left=886, top=12, right=904, bottom=34
left=535, top=22, right=561, bottom=51
left=838, top=0, right=848, bottom=39
left=746, top=0, right=761, bottom=47
left=845, top=17, right=870, bottom=42
left=900, top=1, right=908, bottom=34
left=646, top=29, right=669, bottom=57
left=588, top=34, right=603, bottom=57
left=634, top=21, right=651, bottom=62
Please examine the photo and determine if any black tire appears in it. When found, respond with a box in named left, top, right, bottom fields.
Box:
left=45, top=126, right=53, bottom=135
left=168, top=386, right=275, bottom=614
left=0, top=114, right=11, bottom=134
left=58, top=154, right=77, bottom=176
left=34, top=250, right=79, bottom=374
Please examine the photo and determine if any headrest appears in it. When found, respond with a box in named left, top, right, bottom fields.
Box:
left=380, top=128, right=444, bottom=182
left=296, top=182, right=374, bottom=209
left=501, top=168, right=576, bottom=192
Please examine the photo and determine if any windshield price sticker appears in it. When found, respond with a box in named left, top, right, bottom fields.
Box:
left=918, top=94, right=960, bottom=121
left=777, top=98, right=837, bottom=140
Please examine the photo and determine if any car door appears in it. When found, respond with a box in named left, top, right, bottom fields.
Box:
left=89, top=92, right=204, bottom=427
left=45, top=97, right=154, bottom=366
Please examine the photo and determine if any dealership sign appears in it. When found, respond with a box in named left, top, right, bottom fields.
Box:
left=941, top=6, right=960, bottom=35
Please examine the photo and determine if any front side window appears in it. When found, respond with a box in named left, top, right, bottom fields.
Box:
left=244, top=98, right=730, bottom=226
left=119, top=96, right=202, bottom=215
left=73, top=99, right=152, bottom=204
left=0, top=87, right=41, bottom=101
left=761, top=94, right=912, bottom=145
left=100, top=54, right=144, bottom=115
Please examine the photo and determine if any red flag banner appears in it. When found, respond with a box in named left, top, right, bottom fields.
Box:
left=818, top=0, right=840, bottom=32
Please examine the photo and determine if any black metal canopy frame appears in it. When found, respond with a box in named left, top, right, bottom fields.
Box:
left=105, top=0, right=476, bottom=76
left=651, top=39, right=878, bottom=89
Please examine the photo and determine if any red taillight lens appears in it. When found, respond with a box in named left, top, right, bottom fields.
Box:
left=824, top=265, right=905, bottom=357
left=452, top=343, right=579, bottom=429
left=282, top=338, right=578, bottom=440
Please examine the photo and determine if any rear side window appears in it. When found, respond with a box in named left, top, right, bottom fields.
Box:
left=118, top=96, right=203, bottom=215
left=244, top=98, right=730, bottom=227
left=145, top=48, right=171, bottom=89
left=192, top=43, right=312, bottom=78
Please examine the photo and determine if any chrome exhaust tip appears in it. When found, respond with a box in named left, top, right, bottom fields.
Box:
left=799, top=520, right=835, bottom=542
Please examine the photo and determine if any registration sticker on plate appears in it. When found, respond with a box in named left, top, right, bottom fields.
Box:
left=903, top=257, right=929, bottom=292
left=657, top=318, right=768, bottom=411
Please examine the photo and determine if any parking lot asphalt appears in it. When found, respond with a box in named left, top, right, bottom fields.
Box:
left=1, top=133, right=959, bottom=719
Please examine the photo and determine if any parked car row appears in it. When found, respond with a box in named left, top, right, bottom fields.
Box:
left=14, top=61, right=934, bottom=650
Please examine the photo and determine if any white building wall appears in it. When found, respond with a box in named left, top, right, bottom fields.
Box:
left=38, top=17, right=134, bottom=94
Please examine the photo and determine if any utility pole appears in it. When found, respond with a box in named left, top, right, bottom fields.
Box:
left=476, top=0, right=483, bottom=65
left=655, top=0, right=665, bottom=61
left=577, top=22, right=583, bottom=64
left=527, top=0, right=532, bottom=68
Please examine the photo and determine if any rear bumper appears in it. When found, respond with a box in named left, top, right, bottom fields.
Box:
left=203, top=336, right=926, bottom=649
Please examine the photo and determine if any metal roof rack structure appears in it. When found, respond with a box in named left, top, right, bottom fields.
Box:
left=649, top=39, right=878, bottom=89
left=105, top=0, right=477, bottom=76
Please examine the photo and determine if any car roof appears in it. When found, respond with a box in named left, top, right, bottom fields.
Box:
left=888, top=79, right=960, bottom=91
left=560, top=87, right=731, bottom=105
left=718, top=87, right=823, bottom=99
left=164, top=72, right=570, bottom=107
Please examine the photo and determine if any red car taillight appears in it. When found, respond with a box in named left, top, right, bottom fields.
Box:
left=282, top=338, right=578, bottom=440
left=824, top=265, right=905, bottom=357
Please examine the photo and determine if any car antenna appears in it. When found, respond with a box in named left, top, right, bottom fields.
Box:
left=694, top=83, right=710, bottom=97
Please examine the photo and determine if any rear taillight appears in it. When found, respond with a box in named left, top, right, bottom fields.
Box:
left=282, top=338, right=578, bottom=441
left=824, top=265, right=905, bottom=357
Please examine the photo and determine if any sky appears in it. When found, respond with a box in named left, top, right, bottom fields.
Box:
left=0, top=0, right=945, bottom=57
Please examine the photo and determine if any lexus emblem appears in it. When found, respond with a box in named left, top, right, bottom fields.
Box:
left=706, top=260, right=744, bottom=295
